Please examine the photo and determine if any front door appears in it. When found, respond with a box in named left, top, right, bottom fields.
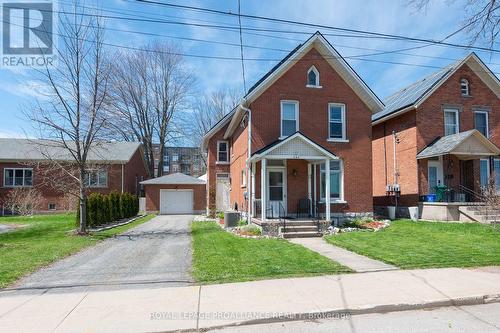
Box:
left=216, top=173, right=230, bottom=211
left=428, top=159, right=443, bottom=194
left=267, top=169, right=286, bottom=218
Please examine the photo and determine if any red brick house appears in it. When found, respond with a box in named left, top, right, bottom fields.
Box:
left=372, top=53, right=500, bottom=221
left=0, top=139, right=148, bottom=215
left=202, top=32, right=384, bottom=234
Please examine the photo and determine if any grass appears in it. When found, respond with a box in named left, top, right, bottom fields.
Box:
left=0, top=213, right=155, bottom=288
left=191, top=221, right=351, bottom=284
left=325, top=219, right=500, bottom=269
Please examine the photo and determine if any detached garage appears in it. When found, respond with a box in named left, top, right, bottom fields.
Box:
left=140, top=173, right=206, bottom=214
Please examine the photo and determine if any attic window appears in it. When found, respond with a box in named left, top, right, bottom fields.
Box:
left=307, top=66, right=321, bottom=87
left=460, top=79, right=470, bottom=96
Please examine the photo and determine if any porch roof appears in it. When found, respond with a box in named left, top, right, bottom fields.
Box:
left=416, top=129, right=500, bottom=160
left=249, top=132, right=337, bottom=162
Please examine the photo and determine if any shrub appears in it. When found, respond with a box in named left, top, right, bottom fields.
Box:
left=109, top=191, right=121, bottom=221
left=238, top=225, right=261, bottom=236
left=238, top=218, right=247, bottom=226
left=217, top=211, right=224, bottom=219
left=4, top=188, right=43, bottom=216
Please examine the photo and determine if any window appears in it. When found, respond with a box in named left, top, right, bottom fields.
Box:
left=474, top=111, right=488, bottom=137
left=328, top=103, right=346, bottom=140
left=480, top=159, right=490, bottom=188
left=280, top=101, right=299, bottom=138
left=307, top=66, right=320, bottom=87
left=460, top=79, right=470, bottom=96
left=172, top=154, right=178, bottom=162
left=217, top=141, right=229, bottom=162
left=444, top=108, right=459, bottom=136
left=320, top=160, right=343, bottom=201
left=48, top=203, right=56, bottom=210
left=85, top=169, right=107, bottom=188
left=3, top=168, right=33, bottom=187
left=241, top=169, right=246, bottom=187
left=172, top=164, right=179, bottom=172
left=495, top=159, right=500, bottom=193
left=163, top=165, right=170, bottom=172
left=163, top=154, right=169, bottom=162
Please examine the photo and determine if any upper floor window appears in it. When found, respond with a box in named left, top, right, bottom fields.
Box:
left=444, top=108, right=459, bottom=136
left=280, top=100, right=299, bottom=138
left=460, top=79, right=470, bottom=96
left=328, top=103, right=346, bottom=140
left=172, top=154, right=178, bottom=162
left=3, top=168, right=32, bottom=187
left=85, top=169, right=107, bottom=188
left=474, top=111, right=488, bottom=137
left=217, top=140, right=229, bottom=162
left=307, top=66, right=320, bottom=87
left=320, top=160, right=343, bottom=201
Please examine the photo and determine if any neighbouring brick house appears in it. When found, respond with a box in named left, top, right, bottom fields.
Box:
left=202, top=32, right=384, bottom=235
left=152, top=145, right=205, bottom=178
left=372, top=53, right=500, bottom=221
left=0, top=139, right=148, bottom=215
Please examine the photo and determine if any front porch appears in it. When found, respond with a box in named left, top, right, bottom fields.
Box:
left=246, top=133, right=345, bottom=231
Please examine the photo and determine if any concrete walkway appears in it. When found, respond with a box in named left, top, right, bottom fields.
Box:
left=1, top=267, right=499, bottom=332
left=290, top=237, right=398, bottom=272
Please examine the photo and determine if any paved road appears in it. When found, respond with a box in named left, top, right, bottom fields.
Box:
left=13, top=215, right=194, bottom=292
left=207, top=303, right=500, bottom=333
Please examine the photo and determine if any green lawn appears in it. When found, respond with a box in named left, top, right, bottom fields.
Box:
left=191, top=222, right=351, bottom=284
left=0, top=213, right=154, bottom=288
left=325, top=220, right=500, bottom=269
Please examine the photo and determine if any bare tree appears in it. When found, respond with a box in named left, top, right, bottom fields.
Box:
left=26, top=6, right=112, bottom=234
left=480, top=179, right=500, bottom=228
left=109, top=41, right=193, bottom=177
left=188, top=88, right=240, bottom=164
left=408, top=0, right=499, bottom=48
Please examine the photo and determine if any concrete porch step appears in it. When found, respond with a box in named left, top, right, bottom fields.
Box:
left=282, top=221, right=318, bottom=227
left=282, top=226, right=319, bottom=232
left=283, top=231, right=323, bottom=238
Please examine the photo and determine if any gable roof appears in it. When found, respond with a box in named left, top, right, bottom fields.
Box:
left=0, top=138, right=141, bottom=163
left=243, top=31, right=384, bottom=112
left=416, top=129, right=500, bottom=160
left=372, top=53, right=500, bottom=124
left=249, top=132, right=338, bottom=161
left=140, top=172, right=206, bottom=185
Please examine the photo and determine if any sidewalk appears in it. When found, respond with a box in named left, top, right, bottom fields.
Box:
left=1, top=267, right=499, bottom=332
left=290, top=238, right=398, bottom=272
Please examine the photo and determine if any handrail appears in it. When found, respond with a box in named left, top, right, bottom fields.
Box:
left=278, top=201, right=286, bottom=232
left=458, top=184, right=483, bottom=202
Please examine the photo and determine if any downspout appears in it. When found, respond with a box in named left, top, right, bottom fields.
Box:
left=392, top=131, right=398, bottom=209
left=240, top=103, right=252, bottom=224
left=121, top=164, right=124, bottom=193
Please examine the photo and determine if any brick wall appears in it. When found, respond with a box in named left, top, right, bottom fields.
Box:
left=206, top=123, right=230, bottom=215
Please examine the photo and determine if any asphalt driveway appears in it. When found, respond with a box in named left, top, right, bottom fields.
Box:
left=13, top=215, right=194, bottom=291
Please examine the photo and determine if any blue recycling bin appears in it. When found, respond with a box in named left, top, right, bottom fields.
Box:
left=426, top=194, right=437, bottom=202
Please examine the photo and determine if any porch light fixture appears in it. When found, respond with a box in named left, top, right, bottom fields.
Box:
left=292, top=169, right=298, bottom=177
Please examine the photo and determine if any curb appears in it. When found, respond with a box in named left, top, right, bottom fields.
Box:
left=167, top=293, right=500, bottom=333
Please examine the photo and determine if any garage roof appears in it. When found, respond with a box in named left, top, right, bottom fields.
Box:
left=140, top=172, right=206, bottom=185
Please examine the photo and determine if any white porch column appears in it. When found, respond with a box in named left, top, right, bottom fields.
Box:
left=261, top=158, right=267, bottom=222
left=313, top=164, right=317, bottom=216
left=251, top=161, right=256, bottom=217
left=325, top=159, right=331, bottom=223
left=307, top=163, right=312, bottom=216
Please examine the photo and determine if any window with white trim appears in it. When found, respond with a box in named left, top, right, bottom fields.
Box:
left=307, top=66, right=320, bottom=87
left=480, top=159, right=490, bottom=188
left=474, top=111, right=488, bottom=137
left=444, top=108, right=459, bottom=136
left=280, top=101, right=299, bottom=138
left=3, top=168, right=33, bottom=187
left=85, top=169, right=108, bottom=188
left=494, top=159, right=500, bottom=194
left=217, top=141, right=229, bottom=162
left=460, top=79, right=470, bottom=96
left=241, top=169, right=246, bottom=187
left=328, top=103, right=346, bottom=140
left=320, top=160, right=343, bottom=201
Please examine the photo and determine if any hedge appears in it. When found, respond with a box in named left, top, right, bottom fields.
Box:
left=76, top=191, right=139, bottom=227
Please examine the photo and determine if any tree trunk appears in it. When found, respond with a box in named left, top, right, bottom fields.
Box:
left=78, top=169, right=87, bottom=234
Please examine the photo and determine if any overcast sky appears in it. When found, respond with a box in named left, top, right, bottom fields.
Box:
left=0, top=0, right=498, bottom=139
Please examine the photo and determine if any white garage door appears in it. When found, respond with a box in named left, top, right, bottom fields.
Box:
left=160, top=189, right=194, bottom=214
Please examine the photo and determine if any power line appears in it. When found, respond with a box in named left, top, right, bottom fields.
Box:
left=135, top=0, right=500, bottom=53
left=237, top=0, right=247, bottom=94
